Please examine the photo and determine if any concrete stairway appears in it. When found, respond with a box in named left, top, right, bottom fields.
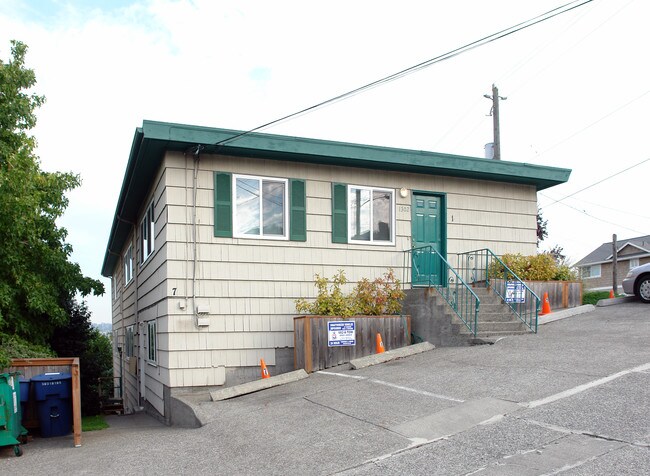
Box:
left=403, top=285, right=532, bottom=347
left=461, top=286, right=529, bottom=339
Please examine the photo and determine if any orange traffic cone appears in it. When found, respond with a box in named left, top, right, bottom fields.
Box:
left=260, top=358, right=270, bottom=379
left=540, top=292, right=552, bottom=315
left=609, top=289, right=615, bottom=299
left=375, top=333, right=385, bottom=354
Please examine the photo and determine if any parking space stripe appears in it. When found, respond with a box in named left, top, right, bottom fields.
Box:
left=317, top=370, right=464, bottom=403
left=524, top=361, right=650, bottom=409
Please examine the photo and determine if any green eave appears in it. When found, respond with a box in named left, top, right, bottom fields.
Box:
left=101, top=120, right=571, bottom=277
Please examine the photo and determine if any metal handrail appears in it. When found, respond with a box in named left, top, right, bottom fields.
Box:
left=404, top=246, right=480, bottom=336
left=456, top=248, right=540, bottom=332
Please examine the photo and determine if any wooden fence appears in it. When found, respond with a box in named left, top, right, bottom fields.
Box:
left=8, top=358, right=82, bottom=447
left=524, top=281, right=582, bottom=310
left=294, top=315, right=410, bottom=373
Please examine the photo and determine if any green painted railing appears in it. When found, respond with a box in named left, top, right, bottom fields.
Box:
left=456, top=248, right=540, bottom=333
left=404, top=246, right=480, bottom=336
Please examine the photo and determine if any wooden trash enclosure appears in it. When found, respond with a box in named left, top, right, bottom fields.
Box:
left=294, top=315, right=411, bottom=373
left=8, top=358, right=82, bottom=447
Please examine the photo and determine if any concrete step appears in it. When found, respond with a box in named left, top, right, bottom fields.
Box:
left=460, top=321, right=527, bottom=334
left=477, top=310, right=519, bottom=323
left=471, top=330, right=532, bottom=339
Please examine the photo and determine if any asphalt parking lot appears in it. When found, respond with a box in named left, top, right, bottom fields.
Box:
left=2, top=301, right=649, bottom=475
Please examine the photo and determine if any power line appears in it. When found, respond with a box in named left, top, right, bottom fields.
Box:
left=541, top=158, right=650, bottom=209
left=538, top=89, right=650, bottom=156
left=539, top=192, right=648, bottom=235
left=555, top=195, right=650, bottom=221
left=215, top=0, right=594, bottom=148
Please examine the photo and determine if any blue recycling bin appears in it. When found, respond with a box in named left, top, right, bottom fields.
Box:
left=18, top=378, right=30, bottom=419
left=31, top=373, right=72, bottom=438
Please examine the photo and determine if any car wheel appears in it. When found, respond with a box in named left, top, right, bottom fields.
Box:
left=636, top=275, right=650, bottom=303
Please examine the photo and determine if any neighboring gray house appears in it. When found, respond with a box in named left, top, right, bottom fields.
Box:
left=575, top=235, right=650, bottom=292
left=101, top=120, right=570, bottom=424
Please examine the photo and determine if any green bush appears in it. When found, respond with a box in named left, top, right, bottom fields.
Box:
left=495, top=253, right=577, bottom=281
left=295, top=269, right=405, bottom=316
left=0, top=333, right=55, bottom=370
left=582, top=291, right=612, bottom=305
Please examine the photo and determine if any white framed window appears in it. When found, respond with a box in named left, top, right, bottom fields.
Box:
left=629, top=258, right=640, bottom=270
left=123, top=244, right=133, bottom=286
left=140, top=200, right=155, bottom=264
left=348, top=185, right=394, bottom=245
left=233, top=174, right=288, bottom=240
left=125, top=325, right=134, bottom=358
left=147, top=320, right=157, bottom=363
left=581, top=264, right=601, bottom=279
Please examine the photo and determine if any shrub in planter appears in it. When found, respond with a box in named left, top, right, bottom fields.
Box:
left=295, top=269, right=405, bottom=316
left=492, top=253, right=576, bottom=281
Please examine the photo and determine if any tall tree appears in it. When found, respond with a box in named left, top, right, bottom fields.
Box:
left=51, top=299, right=113, bottom=415
left=536, top=208, right=548, bottom=247
left=0, top=40, right=103, bottom=344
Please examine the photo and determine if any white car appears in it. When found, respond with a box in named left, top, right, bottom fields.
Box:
left=622, top=262, right=650, bottom=303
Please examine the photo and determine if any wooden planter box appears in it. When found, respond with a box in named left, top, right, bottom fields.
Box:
left=489, top=279, right=582, bottom=310
left=294, top=315, right=411, bottom=373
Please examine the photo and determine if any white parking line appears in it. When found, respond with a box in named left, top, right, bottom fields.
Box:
left=317, top=370, right=464, bottom=403
left=524, top=361, right=650, bottom=409
left=317, top=370, right=364, bottom=380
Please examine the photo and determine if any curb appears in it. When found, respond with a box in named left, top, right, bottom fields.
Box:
left=349, top=342, right=435, bottom=370
left=596, top=295, right=636, bottom=307
left=210, top=369, right=309, bottom=402
left=538, top=304, right=595, bottom=325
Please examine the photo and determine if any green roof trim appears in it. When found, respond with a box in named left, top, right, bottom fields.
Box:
left=101, top=120, right=571, bottom=277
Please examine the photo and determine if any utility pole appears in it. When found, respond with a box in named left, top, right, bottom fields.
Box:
left=484, top=84, right=507, bottom=160
left=612, top=234, right=618, bottom=294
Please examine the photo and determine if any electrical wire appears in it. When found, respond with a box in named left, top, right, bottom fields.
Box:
left=536, top=89, right=650, bottom=157
left=539, top=192, right=648, bottom=235
left=557, top=196, right=650, bottom=220
left=540, top=158, right=650, bottom=209
left=214, top=0, right=594, bottom=148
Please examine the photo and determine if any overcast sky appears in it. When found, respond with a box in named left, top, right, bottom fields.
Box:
left=1, top=0, right=648, bottom=324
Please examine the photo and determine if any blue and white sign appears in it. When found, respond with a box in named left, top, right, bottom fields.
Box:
left=505, top=281, right=526, bottom=303
left=327, top=321, right=356, bottom=347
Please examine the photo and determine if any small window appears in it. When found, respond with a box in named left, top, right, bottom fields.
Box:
left=140, top=200, right=155, bottom=264
left=233, top=174, right=288, bottom=239
left=581, top=264, right=601, bottom=279
left=125, top=326, right=134, bottom=358
left=348, top=185, right=394, bottom=244
left=123, top=245, right=133, bottom=286
left=629, top=258, right=640, bottom=270
left=147, top=320, right=157, bottom=363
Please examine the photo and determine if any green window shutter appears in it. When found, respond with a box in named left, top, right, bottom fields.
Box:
left=289, top=179, right=306, bottom=242
left=214, top=172, right=232, bottom=237
left=331, top=183, right=347, bottom=243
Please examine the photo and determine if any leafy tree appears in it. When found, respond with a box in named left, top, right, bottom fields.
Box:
left=536, top=208, right=548, bottom=246
left=0, top=40, right=103, bottom=345
left=50, top=299, right=113, bottom=416
left=548, top=244, right=567, bottom=264
left=0, top=333, right=55, bottom=369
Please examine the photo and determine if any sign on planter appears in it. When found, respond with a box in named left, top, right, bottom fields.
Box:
left=505, top=281, right=526, bottom=303
left=327, top=321, right=356, bottom=347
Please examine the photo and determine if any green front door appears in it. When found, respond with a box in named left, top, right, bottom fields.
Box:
left=411, top=194, right=444, bottom=286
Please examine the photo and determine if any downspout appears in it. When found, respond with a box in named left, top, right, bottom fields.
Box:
left=135, top=225, right=144, bottom=411
left=116, top=215, right=134, bottom=407
left=191, top=145, right=203, bottom=327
